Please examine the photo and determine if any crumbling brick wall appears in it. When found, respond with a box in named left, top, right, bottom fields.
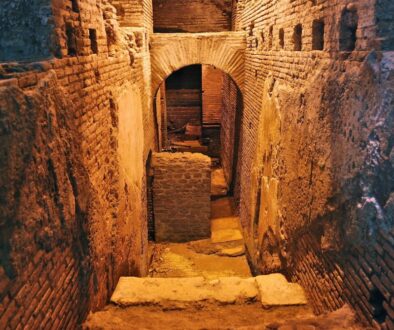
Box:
left=152, top=152, right=211, bottom=242
left=233, top=0, right=394, bottom=328
left=0, top=0, right=155, bottom=328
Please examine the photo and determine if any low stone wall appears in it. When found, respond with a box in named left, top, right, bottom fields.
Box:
left=152, top=152, right=211, bottom=242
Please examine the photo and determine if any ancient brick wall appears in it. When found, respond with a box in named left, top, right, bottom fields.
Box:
left=150, top=32, right=246, bottom=97
left=220, top=74, right=242, bottom=199
left=0, top=75, right=92, bottom=329
left=233, top=0, right=394, bottom=328
left=166, top=90, right=202, bottom=128
left=155, top=82, right=167, bottom=149
left=152, top=152, right=211, bottom=242
left=153, top=0, right=232, bottom=33
left=165, top=65, right=203, bottom=129
left=109, top=0, right=153, bottom=31
left=0, top=0, right=155, bottom=328
left=202, top=65, right=224, bottom=125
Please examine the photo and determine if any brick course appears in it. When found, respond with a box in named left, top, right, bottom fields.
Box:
left=0, top=0, right=155, bottom=328
left=152, top=152, right=211, bottom=242
left=233, top=1, right=394, bottom=328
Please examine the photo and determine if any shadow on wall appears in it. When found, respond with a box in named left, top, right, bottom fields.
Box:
left=0, top=73, right=93, bottom=325
left=0, top=0, right=56, bottom=61
left=375, top=0, right=394, bottom=50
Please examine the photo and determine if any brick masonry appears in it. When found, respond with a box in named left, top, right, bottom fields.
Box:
left=0, top=0, right=393, bottom=329
left=220, top=74, right=243, bottom=201
left=166, top=89, right=202, bottom=128
left=232, top=0, right=394, bottom=328
left=0, top=0, right=155, bottom=328
left=153, top=0, right=232, bottom=33
left=202, top=65, right=224, bottom=125
left=150, top=31, right=246, bottom=96
left=152, top=152, right=211, bottom=242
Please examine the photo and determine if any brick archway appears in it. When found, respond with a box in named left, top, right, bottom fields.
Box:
left=150, top=32, right=246, bottom=94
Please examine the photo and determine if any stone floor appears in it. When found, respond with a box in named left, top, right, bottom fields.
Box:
left=211, top=167, right=228, bottom=197
left=83, top=196, right=369, bottom=330
left=83, top=303, right=366, bottom=330
left=148, top=197, right=249, bottom=279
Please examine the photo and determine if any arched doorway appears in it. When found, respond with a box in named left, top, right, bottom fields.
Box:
left=152, top=64, right=243, bottom=214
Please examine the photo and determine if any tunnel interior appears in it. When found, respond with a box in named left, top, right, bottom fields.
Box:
left=0, top=0, right=393, bottom=329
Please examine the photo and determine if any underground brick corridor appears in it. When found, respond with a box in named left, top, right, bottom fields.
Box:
left=0, top=0, right=393, bottom=329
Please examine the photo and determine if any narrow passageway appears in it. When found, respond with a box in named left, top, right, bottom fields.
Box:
left=148, top=197, right=250, bottom=279
left=84, top=161, right=363, bottom=330
left=84, top=191, right=362, bottom=329
left=1, top=0, right=392, bottom=329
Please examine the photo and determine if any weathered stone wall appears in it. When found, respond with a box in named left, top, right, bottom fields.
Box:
left=153, top=0, right=232, bottom=33
left=376, top=0, right=394, bottom=51
left=0, top=0, right=155, bottom=328
left=152, top=152, right=211, bottom=242
left=233, top=0, right=394, bottom=328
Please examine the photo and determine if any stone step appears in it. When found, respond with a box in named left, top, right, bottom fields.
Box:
left=211, top=216, right=244, bottom=243
left=211, top=168, right=228, bottom=197
left=256, top=273, right=308, bottom=307
left=111, top=274, right=308, bottom=308
left=111, top=277, right=258, bottom=307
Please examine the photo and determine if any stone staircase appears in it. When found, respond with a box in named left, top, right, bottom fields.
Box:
left=110, top=274, right=308, bottom=309
left=109, top=193, right=308, bottom=314
left=83, top=194, right=362, bottom=330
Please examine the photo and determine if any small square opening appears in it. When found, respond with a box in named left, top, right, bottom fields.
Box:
left=89, top=29, right=98, bottom=54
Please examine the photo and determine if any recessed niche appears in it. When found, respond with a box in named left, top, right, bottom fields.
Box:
left=66, top=23, right=77, bottom=56
left=89, top=29, right=98, bottom=54
left=279, top=28, right=285, bottom=49
left=312, top=20, right=325, bottom=50
left=71, top=0, right=79, bottom=13
left=339, top=8, right=358, bottom=51
left=293, top=24, right=302, bottom=51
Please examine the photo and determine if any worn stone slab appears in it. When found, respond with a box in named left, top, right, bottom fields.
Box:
left=255, top=274, right=308, bottom=307
left=211, top=168, right=228, bottom=197
left=111, top=277, right=259, bottom=307
left=218, top=245, right=245, bottom=257
left=211, top=216, right=240, bottom=231
left=211, top=228, right=243, bottom=243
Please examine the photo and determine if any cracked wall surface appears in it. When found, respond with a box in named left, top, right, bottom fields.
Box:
left=0, top=0, right=155, bottom=328
left=233, top=0, right=394, bottom=327
left=0, top=0, right=393, bottom=329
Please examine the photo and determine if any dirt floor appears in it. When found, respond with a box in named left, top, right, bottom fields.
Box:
left=83, top=303, right=368, bottom=330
